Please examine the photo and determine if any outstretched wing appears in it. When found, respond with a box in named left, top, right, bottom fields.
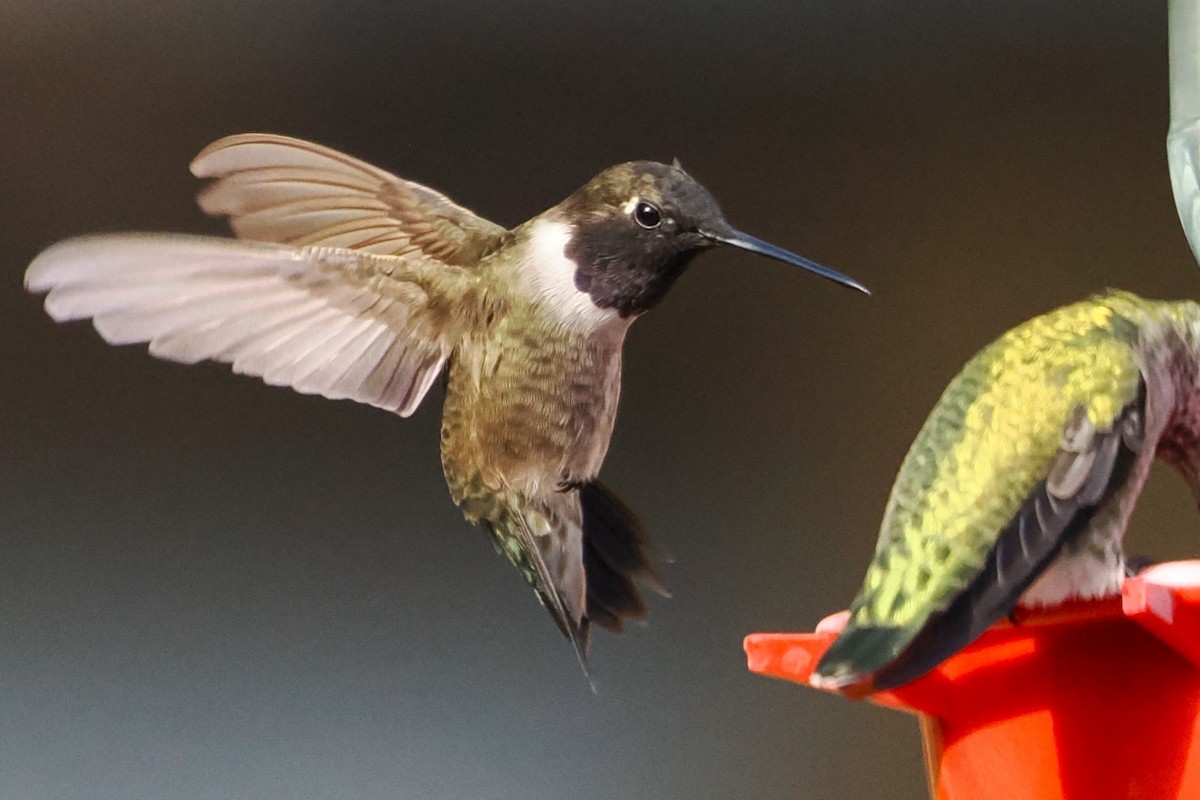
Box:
left=26, top=235, right=481, bottom=416
left=813, top=294, right=1149, bottom=692
left=191, top=133, right=508, bottom=263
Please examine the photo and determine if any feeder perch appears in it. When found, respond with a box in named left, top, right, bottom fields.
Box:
left=744, top=561, right=1200, bottom=800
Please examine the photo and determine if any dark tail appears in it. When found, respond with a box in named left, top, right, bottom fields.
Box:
left=579, top=481, right=669, bottom=635
left=482, top=481, right=667, bottom=680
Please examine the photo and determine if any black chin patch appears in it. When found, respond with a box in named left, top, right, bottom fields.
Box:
left=565, top=218, right=704, bottom=317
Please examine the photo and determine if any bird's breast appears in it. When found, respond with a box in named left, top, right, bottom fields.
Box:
left=440, top=307, right=625, bottom=509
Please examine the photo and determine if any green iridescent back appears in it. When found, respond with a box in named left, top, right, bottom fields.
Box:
left=853, top=293, right=1158, bottom=629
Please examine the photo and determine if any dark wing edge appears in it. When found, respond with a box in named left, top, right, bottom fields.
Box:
left=815, top=385, right=1146, bottom=694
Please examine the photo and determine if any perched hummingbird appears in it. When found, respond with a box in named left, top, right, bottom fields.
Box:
left=809, top=290, right=1197, bottom=693
left=25, top=133, right=867, bottom=667
left=812, top=0, right=1200, bottom=695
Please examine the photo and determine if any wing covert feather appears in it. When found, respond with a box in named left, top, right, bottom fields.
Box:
left=191, top=133, right=508, bottom=262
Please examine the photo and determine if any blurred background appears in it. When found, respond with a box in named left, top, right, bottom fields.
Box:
left=1, top=1, right=1195, bottom=798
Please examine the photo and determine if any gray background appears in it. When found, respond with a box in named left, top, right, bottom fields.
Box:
left=2, top=2, right=1196, bottom=798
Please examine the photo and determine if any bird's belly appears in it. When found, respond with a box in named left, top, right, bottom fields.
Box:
left=1017, top=480, right=1136, bottom=608
left=1020, top=416, right=1164, bottom=608
left=1018, top=547, right=1124, bottom=607
left=440, top=327, right=622, bottom=512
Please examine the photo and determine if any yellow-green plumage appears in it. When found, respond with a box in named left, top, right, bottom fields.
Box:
left=816, top=291, right=1200, bottom=691
left=864, top=296, right=1145, bottom=623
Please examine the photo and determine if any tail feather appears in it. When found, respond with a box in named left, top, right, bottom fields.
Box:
left=579, top=482, right=666, bottom=633
left=810, top=625, right=909, bottom=693
left=482, top=481, right=667, bottom=671
left=485, top=510, right=592, bottom=675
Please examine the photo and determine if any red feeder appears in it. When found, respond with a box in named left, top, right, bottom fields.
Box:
left=744, top=561, right=1200, bottom=800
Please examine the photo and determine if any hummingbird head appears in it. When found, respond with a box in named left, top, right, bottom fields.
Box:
left=546, top=161, right=867, bottom=319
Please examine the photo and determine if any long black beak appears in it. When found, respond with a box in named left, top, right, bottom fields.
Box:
left=703, top=228, right=869, bottom=294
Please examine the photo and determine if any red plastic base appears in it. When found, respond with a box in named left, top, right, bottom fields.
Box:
left=745, top=561, right=1200, bottom=800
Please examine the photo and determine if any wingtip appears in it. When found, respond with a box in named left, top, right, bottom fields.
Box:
left=24, top=247, right=55, bottom=294
left=189, top=132, right=292, bottom=178
left=809, top=620, right=912, bottom=696
left=810, top=671, right=877, bottom=700
left=563, top=618, right=597, bottom=692
left=189, top=134, right=244, bottom=177
left=809, top=662, right=875, bottom=697
left=648, top=579, right=673, bottom=600
left=188, top=153, right=212, bottom=178
left=192, top=181, right=227, bottom=217
left=25, top=236, right=98, bottom=294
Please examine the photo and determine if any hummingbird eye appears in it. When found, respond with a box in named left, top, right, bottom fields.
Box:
left=632, top=201, right=663, bottom=230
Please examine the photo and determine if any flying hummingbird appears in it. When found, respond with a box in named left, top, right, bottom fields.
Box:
left=812, top=0, right=1200, bottom=695
left=25, top=133, right=867, bottom=667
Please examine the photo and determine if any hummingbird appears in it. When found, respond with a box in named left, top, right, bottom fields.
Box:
left=25, top=133, right=867, bottom=669
left=809, top=290, right=1198, bottom=693
left=812, top=0, right=1200, bottom=695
